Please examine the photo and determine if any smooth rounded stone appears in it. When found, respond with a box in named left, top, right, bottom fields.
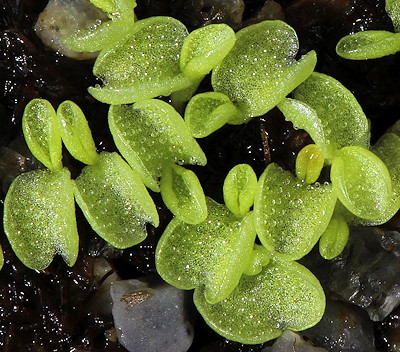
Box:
left=301, top=227, right=400, bottom=321
left=303, top=298, right=377, bottom=352
left=261, top=330, right=328, bottom=352
left=110, top=275, right=194, bottom=352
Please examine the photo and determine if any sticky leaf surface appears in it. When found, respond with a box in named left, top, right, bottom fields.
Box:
left=156, top=198, right=256, bottom=304
left=194, top=255, right=325, bottom=344
left=319, top=214, right=349, bottom=260
left=254, top=163, right=336, bottom=260
left=4, top=168, right=78, bottom=270
left=109, top=99, right=206, bottom=191
left=73, top=152, right=159, bottom=248
left=212, top=20, right=316, bottom=118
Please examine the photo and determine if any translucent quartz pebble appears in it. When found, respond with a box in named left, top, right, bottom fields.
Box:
left=89, top=16, right=192, bottom=104
left=331, top=146, right=392, bottom=220
left=23, top=99, right=62, bottom=172
left=156, top=198, right=256, bottom=304
left=194, top=254, right=325, bottom=344
left=293, top=72, right=370, bottom=159
left=34, top=0, right=108, bottom=59
left=212, top=20, right=316, bottom=118
left=262, top=330, right=328, bottom=352
left=303, top=227, right=400, bottom=322
left=109, top=99, right=206, bottom=192
left=4, top=168, right=78, bottom=270
left=73, top=152, right=159, bottom=248
left=336, top=31, right=400, bottom=60
left=304, top=298, right=377, bottom=352
left=254, top=163, right=336, bottom=260
left=110, top=276, right=194, bottom=352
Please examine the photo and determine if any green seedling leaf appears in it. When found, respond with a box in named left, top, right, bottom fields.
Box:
left=331, top=146, right=392, bottom=220
left=89, top=0, right=117, bottom=14
left=194, top=254, right=325, bottom=344
left=4, top=168, right=78, bottom=270
left=278, top=98, right=328, bottom=156
left=156, top=198, right=256, bottom=304
left=57, top=100, right=99, bottom=165
left=254, top=163, right=336, bottom=260
left=0, top=245, right=4, bottom=270
left=386, top=0, right=400, bottom=32
left=223, top=164, right=258, bottom=219
left=73, top=152, right=159, bottom=249
left=319, top=214, right=349, bottom=260
left=160, top=163, right=207, bottom=224
left=109, top=99, right=207, bottom=192
left=336, top=31, right=400, bottom=60
left=212, top=20, right=316, bottom=118
left=242, top=244, right=270, bottom=276
left=89, top=16, right=192, bottom=104
left=184, top=92, right=244, bottom=138
left=22, top=99, right=62, bottom=172
left=180, top=24, right=236, bottom=80
left=295, top=144, right=325, bottom=184
left=293, top=72, right=370, bottom=159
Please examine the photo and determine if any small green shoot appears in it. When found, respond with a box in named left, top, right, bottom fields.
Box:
left=295, top=144, right=324, bottom=184
left=319, top=214, right=349, bottom=260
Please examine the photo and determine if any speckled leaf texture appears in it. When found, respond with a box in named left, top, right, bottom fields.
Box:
left=22, top=99, right=62, bottom=172
left=331, top=146, right=392, bottom=220
left=212, top=20, right=316, bottom=118
left=57, top=100, right=99, bottom=165
left=336, top=31, right=400, bottom=60
left=386, top=0, right=400, bottom=32
left=73, top=152, right=159, bottom=248
left=109, top=99, right=207, bottom=192
left=254, top=163, right=337, bottom=260
left=89, top=16, right=192, bottom=104
left=293, top=72, right=370, bottom=160
left=180, top=23, right=236, bottom=80
left=160, top=163, right=207, bottom=224
left=194, top=254, right=325, bottom=344
left=4, top=168, right=78, bottom=270
left=156, top=198, right=256, bottom=304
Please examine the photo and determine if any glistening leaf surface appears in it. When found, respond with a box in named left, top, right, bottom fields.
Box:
left=109, top=99, right=206, bottom=192
left=22, top=99, right=62, bottom=172
left=4, top=168, right=78, bottom=270
left=89, top=16, right=191, bottom=104
left=293, top=72, right=370, bottom=159
left=212, top=20, right=316, bottom=118
left=57, top=100, right=99, bottom=165
left=156, top=198, right=256, bottom=304
left=254, top=163, right=336, bottom=260
left=194, top=255, right=325, bottom=344
left=336, top=31, right=400, bottom=60
left=73, top=152, right=159, bottom=248
left=331, top=146, right=392, bottom=220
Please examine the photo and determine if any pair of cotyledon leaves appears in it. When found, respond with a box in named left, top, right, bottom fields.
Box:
left=156, top=165, right=325, bottom=344
left=3, top=99, right=159, bottom=270
left=336, top=0, right=400, bottom=59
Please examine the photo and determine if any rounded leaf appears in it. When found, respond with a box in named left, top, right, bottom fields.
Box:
left=57, top=100, right=99, bottom=165
left=386, top=0, right=400, bottom=32
left=180, top=24, right=236, bottom=80
left=212, top=20, right=316, bottom=118
left=223, top=163, right=258, bottom=219
left=254, top=163, right=337, bottom=260
left=331, top=146, right=392, bottom=220
left=160, top=163, right=207, bottom=224
left=293, top=72, right=370, bottom=158
left=336, top=31, right=400, bottom=60
left=156, top=198, right=256, bottom=304
left=295, top=144, right=325, bottom=184
left=4, top=168, right=79, bottom=270
left=89, top=16, right=192, bottom=104
left=22, top=99, right=62, bottom=172
left=194, top=255, right=325, bottom=344
left=73, top=152, right=159, bottom=248
left=109, top=99, right=207, bottom=192
left=319, top=214, right=349, bottom=260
